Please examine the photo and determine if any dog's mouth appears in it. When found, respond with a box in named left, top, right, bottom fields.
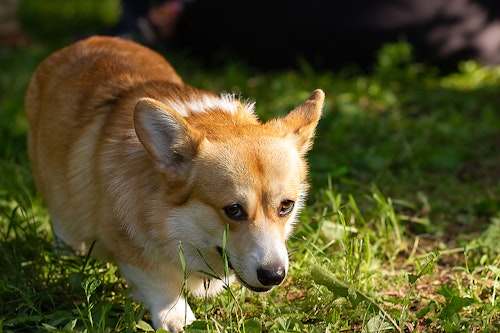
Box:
left=216, top=246, right=272, bottom=293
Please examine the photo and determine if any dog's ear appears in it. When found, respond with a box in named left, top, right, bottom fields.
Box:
left=268, top=89, right=324, bottom=154
left=134, top=98, right=201, bottom=179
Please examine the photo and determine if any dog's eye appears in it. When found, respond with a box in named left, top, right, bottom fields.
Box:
left=279, top=200, right=295, bottom=217
left=223, top=204, right=247, bottom=221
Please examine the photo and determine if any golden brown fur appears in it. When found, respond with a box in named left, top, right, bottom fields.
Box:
left=26, top=36, right=324, bottom=332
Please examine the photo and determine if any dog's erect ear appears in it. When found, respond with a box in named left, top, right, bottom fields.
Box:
left=268, top=89, right=324, bottom=154
left=134, top=98, right=201, bottom=179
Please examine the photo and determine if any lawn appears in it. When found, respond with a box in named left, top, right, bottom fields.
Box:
left=1, top=1, right=499, bottom=332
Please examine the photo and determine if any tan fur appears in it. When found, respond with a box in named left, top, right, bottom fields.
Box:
left=26, top=36, right=324, bottom=332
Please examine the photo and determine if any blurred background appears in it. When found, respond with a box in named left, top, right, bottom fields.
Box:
left=2, top=0, right=500, bottom=72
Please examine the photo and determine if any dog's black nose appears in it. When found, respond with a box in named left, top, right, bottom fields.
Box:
left=257, top=265, right=286, bottom=286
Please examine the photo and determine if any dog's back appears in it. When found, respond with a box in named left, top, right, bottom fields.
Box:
left=25, top=37, right=185, bottom=255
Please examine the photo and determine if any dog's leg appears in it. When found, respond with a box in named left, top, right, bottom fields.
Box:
left=154, top=296, right=195, bottom=332
left=119, top=262, right=195, bottom=332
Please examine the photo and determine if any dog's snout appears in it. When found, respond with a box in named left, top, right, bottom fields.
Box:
left=257, top=264, right=286, bottom=286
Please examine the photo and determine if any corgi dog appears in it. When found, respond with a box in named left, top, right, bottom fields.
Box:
left=25, top=36, right=323, bottom=332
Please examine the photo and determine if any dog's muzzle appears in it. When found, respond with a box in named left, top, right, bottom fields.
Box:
left=216, top=246, right=286, bottom=292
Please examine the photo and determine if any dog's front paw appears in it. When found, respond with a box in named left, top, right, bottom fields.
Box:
left=153, top=301, right=196, bottom=332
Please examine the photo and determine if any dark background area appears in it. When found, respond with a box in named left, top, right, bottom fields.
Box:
left=171, top=0, right=500, bottom=71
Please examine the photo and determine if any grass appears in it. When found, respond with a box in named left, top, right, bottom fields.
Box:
left=1, top=0, right=500, bottom=332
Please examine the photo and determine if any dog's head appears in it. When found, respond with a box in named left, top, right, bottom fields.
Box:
left=134, top=90, right=324, bottom=291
